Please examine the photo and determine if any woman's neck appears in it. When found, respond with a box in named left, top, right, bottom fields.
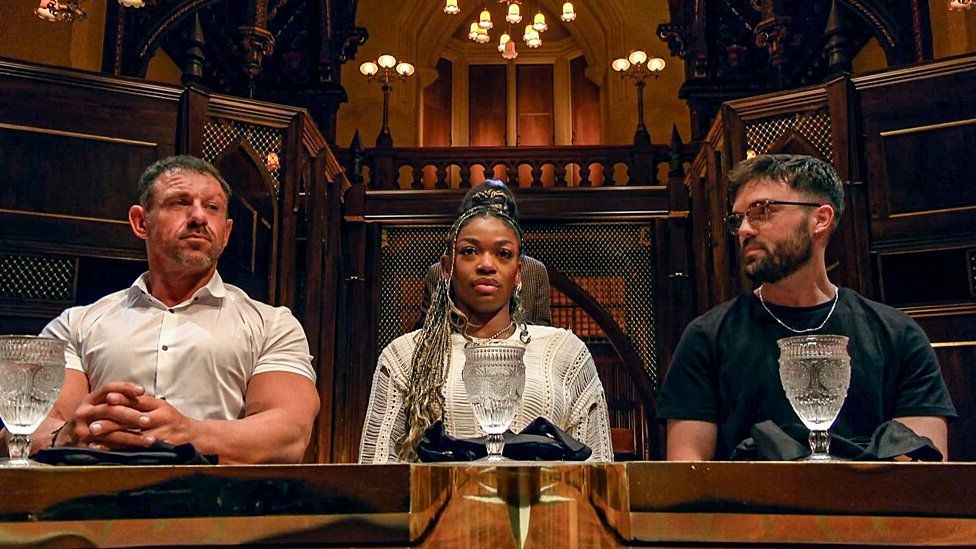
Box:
left=463, top=308, right=514, bottom=339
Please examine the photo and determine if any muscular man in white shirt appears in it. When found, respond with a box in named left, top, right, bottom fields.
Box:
left=22, top=155, right=319, bottom=464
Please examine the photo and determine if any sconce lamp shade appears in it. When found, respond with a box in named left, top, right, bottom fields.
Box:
left=479, top=9, right=493, bottom=29
left=506, top=3, right=522, bottom=23
left=396, top=62, right=415, bottom=77
left=498, top=33, right=511, bottom=52
left=377, top=54, right=397, bottom=69
left=611, top=58, right=631, bottom=72
left=359, top=61, right=379, bottom=76
left=628, top=50, right=648, bottom=65
left=503, top=39, right=518, bottom=59
left=532, top=12, right=547, bottom=32
left=561, top=2, right=576, bottom=21
left=35, top=0, right=57, bottom=20
left=648, top=57, right=666, bottom=72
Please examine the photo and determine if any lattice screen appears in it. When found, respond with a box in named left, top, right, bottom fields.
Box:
left=0, top=253, right=76, bottom=302
left=744, top=108, right=833, bottom=162
left=203, top=117, right=285, bottom=194
left=378, top=222, right=660, bottom=389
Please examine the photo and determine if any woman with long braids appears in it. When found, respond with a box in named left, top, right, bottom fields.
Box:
left=359, top=184, right=613, bottom=463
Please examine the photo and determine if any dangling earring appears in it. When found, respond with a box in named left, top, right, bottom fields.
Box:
left=513, top=281, right=531, bottom=343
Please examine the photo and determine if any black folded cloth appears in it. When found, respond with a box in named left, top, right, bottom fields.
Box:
left=33, top=441, right=215, bottom=466
left=731, top=420, right=943, bottom=461
left=417, top=417, right=592, bottom=462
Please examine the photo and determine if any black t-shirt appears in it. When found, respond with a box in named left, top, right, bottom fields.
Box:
left=657, top=287, right=957, bottom=460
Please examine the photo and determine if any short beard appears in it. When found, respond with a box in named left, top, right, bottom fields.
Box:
left=743, top=222, right=813, bottom=284
left=175, top=244, right=223, bottom=270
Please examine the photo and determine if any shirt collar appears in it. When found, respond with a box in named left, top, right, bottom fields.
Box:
left=127, top=271, right=227, bottom=309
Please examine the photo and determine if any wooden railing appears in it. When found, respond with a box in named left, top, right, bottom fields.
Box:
left=341, top=136, right=696, bottom=190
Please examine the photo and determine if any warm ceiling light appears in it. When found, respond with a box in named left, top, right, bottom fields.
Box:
left=118, top=0, right=145, bottom=7
left=506, top=3, right=522, bottom=23
left=611, top=58, right=631, bottom=72
left=479, top=9, right=493, bottom=29
left=444, top=0, right=459, bottom=14
left=475, top=27, right=490, bottom=44
left=35, top=0, right=57, bottom=20
left=532, top=12, right=547, bottom=32
left=503, top=39, right=518, bottom=59
left=498, top=33, right=511, bottom=52
left=359, top=61, right=379, bottom=76
left=396, top=62, right=415, bottom=77
left=628, top=50, right=648, bottom=65
left=377, top=54, right=397, bottom=69
left=561, top=2, right=576, bottom=22
left=469, top=21, right=480, bottom=40
left=647, top=57, right=666, bottom=72
left=948, top=0, right=973, bottom=9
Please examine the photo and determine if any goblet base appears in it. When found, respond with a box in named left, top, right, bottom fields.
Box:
left=801, top=453, right=846, bottom=462
left=474, top=453, right=511, bottom=463
left=0, top=457, right=33, bottom=468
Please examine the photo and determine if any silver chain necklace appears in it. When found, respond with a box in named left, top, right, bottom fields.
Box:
left=758, top=284, right=839, bottom=334
left=468, top=320, right=515, bottom=342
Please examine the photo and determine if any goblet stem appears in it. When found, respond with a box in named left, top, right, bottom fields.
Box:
left=808, top=429, right=831, bottom=460
left=485, top=433, right=506, bottom=461
left=6, top=434, right=32, bottom=466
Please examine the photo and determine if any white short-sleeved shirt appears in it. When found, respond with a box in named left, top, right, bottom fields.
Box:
left=41, top=271, right=315, bottom=421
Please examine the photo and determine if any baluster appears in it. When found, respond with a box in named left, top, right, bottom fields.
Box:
left=553, top=162, right=568, bottom=187
left=506, top=163, right=518, bottom=188
left=579, top=163, right=591, bottom=187
left=459, top=162, right=472, bottom=188
left=603, top=162, right=613, bottom=186
left=412, top=163, right=423, bottom=189
left=531, top=162, right=543, bottom=187
left=435, top=163, right=448, bottom=189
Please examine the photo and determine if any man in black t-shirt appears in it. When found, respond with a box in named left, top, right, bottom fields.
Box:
left=658, top=154, right=955, bottom=460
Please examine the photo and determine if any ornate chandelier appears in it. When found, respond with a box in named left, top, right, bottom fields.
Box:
left=444, top=0, right=577, bottom=59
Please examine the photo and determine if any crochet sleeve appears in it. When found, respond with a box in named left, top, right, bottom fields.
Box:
left=563, top=336, right=614, bottom=462
left=358, top=345, right=408, bottom=463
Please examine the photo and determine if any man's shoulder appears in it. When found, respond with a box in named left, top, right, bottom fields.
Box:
left=220, top=283, right=303, bottom=331
left=686, top=292, right=752, bottom=333
left=64, top=287, right=132, bottom=317
left=838, top=287, right=911, bottom=320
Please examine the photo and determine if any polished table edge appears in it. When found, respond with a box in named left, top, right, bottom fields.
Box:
left=0, top=461, right=973, bottom=547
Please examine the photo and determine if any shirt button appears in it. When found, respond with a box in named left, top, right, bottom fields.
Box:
left=168, top=309, right=174, bottom=313
left=162, top=345, right=169, bottom=351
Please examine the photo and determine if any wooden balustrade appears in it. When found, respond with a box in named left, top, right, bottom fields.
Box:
left=341, top=141, right=696, bottom=190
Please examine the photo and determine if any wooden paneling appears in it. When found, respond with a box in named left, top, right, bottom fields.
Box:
left=516, top=64, right=554, bottom=146
left=879, top=120, right=976, bottom=216
left=856, top=56, right=976, bottom=245
left=934, top=345, right=976, bottom=461
left=570, top=56, right=601, bottom=146
left=422, top=58, right=452, bottom=147
left=468, top=64, right=506, bottom=146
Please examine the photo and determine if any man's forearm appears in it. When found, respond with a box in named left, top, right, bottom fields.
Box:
left=188, top=409, right=314, bottom=464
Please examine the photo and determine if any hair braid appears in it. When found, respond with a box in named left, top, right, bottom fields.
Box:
left=396, top=203, right=526, bottom=461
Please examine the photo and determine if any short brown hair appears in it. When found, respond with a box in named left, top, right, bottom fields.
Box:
left=728, top=154, right=845, bottom=226
left=137, top=155, right=232, bottom=213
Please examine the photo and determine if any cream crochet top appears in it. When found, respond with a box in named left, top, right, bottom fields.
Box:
left=359, top=325, right=614, bottom=463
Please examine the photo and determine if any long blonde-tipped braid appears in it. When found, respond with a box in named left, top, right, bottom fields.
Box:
left=396, top=206, right=523, bottom=461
